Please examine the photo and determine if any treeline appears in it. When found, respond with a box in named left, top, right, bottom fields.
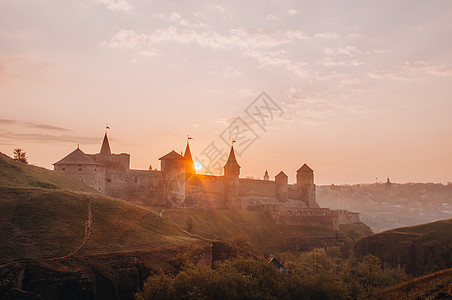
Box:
left=135, top=248, right=408, bottom=300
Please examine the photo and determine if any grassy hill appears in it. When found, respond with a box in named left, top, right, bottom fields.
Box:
left=369, top=267, right=452, bottom=299
left=355, top=218, right=452, bottom=275
left=0, top=152, right=96, bottom=192
left=0, top=153, right=202, bottom=264
left=158, top=209, right=372, bottom=255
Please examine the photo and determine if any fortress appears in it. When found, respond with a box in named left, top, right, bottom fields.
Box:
left=54, top=132, right=360, bottom=230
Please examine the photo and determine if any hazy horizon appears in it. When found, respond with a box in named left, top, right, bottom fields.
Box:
left=1, top=0, right=451, bottom=185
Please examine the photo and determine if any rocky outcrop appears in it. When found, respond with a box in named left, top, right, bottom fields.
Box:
left=0, top=245, right=212, bottom=300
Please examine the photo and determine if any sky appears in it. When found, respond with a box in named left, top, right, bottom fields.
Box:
left=1, top=0, right=451, bottom=185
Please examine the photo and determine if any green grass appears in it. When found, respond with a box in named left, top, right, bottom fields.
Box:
left=355, top=218, right=452, bottom=275
left=0, top=152, right=96, bottom=192
left=390, top=218, right=452, bottom=245
left=0, top=152, right=371, bottom=264
left=0, top=153, right=203, bottom=264
left=339, top=222, right=374, bottom=242
left=0, top=186, right=202, bottom=264
left=160, top=208, right=287, bottom=254
left=370, top=267, right=452, bottom=299
left=157, top=209, right=372, bottom=255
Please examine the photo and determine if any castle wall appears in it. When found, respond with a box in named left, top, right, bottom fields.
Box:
left=55, top=164, right=105, bottom=193
left=238, top=179, right=278, bottom=198
left=105, top=169, right=164, bottom=205
left=331, top=210, right=360, bottom=225
left=89, top=153, right=130, bottom=171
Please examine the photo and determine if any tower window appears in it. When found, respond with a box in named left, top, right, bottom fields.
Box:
left=78, top=168, right=82, bottom=171
left=62, top=168, right=65, bottom=171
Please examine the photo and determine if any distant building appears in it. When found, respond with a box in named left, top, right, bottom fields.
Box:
left=54, top=132, right=360, bottom=230
left=268, top=257, right=287, bottom=272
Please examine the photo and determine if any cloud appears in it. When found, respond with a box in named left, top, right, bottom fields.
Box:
left=90, top=0, right=133, bottom=13
left=210, top=64, right=242, bottom=78
left=215, top=5, right=226, bottom=18
left=320, top=45, right=372, bottom=67
left=368, top=61, right=452, bottom=81
left=283, top=87, right=375, bottom=120
left=105, top=27, right=309, bottom=49
left=266, top=14, right=278, bottom=20
left=103, top=27, right=309, bottom=76
left=323, top=46, right=371, bottom=57
left=167, top=12, right=205, bottom=28
left=0, top=30, right=29, bottom=39
left=0, top=119, right=71, bottom=131
left=0, top=132, right=99, bottom=144
left=314, top=32, right=340, bottom=39
left=245, top=49, right=307, bottom=77
left=287, top=9, right=298, bottom=16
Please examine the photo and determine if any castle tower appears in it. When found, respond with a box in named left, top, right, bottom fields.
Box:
left=275, top=171, right=288, bottom=202
left=159, top=150, right=186, bottom=206
left=263, top=170, right=269, bottom=181
left=223, top=145, right=241, bottom=209
left=183, top=141, right=196, bottom=176
left=92, top=131, right=130, bottom=170
left=100, top=132, right=111, bottom=155
left=385, top=177, right=392, bottom=197
left=54, top=147, right=106, bottom=193
left=296, top=164, right=318, bottom=208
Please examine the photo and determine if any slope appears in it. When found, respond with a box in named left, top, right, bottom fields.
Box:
left=0, top=152, right=96, bottom=192
left=355, top=218, right=452, bottom=275
left=0, top=152, right=202, bottom=264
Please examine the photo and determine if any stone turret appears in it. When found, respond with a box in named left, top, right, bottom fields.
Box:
left=183, top=141, right=196, bottom=176
left=159, top=150, right=186, bottom=206
left=275, top=171, right=288, bottom=202
left=100, top=132, right=111, bottom=155
left=54, top=147, right=106, bottom=192
left=93, top=131, right=130, bottom=170
left=296, top=164, right=318, bottom=208
left=159, top=150, right=185, bottom=175
left=263, top=170, right=269, bottom=181
left=223, top=145, right=241, bottom=209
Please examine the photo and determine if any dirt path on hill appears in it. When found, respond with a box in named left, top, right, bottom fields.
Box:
left=2, top=198, right=93, bottom=265
left=62, top=198, right=93, bottom=258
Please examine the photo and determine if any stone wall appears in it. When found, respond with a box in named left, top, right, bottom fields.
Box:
left=55, top=163, right=105, bottom=193
left=238, top=179, right=278, bottom=198
left=89, top=153, right=130, bottom=171
left=105, top=169, right=164, bottom=205
left=332, top=210, right=360, bottom=225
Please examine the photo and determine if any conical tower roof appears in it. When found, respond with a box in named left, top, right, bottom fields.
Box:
left=275, top=171, right=288, bottom=178
left=184, top=141, right=196, bottom=174
left=297, top=163, right=313, bottom=173
left=54, top=147, right=101, bottom=165
left=100, top=132, right=111, bottom=155
left=184, top=141, right=193, bottom=162
left=159, top=150, right=184, bottom=160
left=224, top=145, right=240, bottom=169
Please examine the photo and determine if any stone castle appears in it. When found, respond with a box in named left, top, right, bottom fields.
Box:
left=54, top=132, right=360, bottom=230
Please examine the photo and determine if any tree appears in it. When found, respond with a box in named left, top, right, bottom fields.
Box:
left=13, top=148, right=28, bottom=163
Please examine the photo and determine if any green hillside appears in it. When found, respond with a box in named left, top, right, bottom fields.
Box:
left=0, top=186, right=202, bottom=264
left=0, top=153, right=202, bottom=264
left=161, top=208, right=286, bottom=254
left=0, top=152, right=371, bottom=263
left=158, top=209, right=372, bottom=255
left=355, top=218, right=452, bottom=275
left=370, top=267, right=452, bottom=299
left=0, top=152, right=96, bottom=192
